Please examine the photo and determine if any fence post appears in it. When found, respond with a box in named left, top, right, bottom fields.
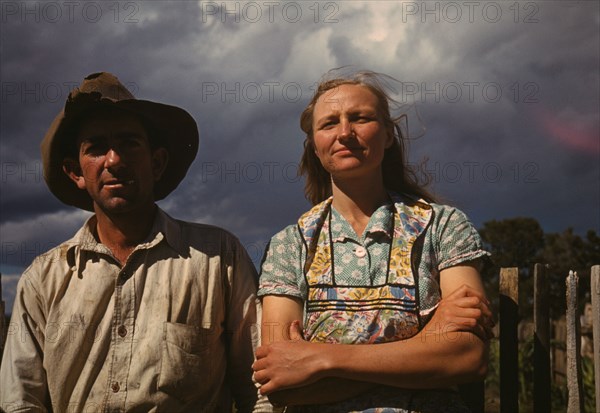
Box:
left=566, top=271, right=584, bottom=413
left=0, top=272, right=4, bottom=368
left=533, top=264, right=551, bottom=412
left=591, top=265, right=600, bottom=413
left=458, top=381, right=484, bottom=413
left=500, top=267, right=519, bottom=413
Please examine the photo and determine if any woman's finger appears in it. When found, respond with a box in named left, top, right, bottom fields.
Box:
left=252, top=356, right=268, bottom=372
left=253, top=370, right=269, bottom=385
left=449, top=296, right=494, bottom=320
left=446, top=284, right=490, bottom=306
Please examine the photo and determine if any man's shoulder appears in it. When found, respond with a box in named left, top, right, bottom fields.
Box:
left=20, top=235, right=81, bottom=283
left=166, top=217, right=247, bottom=256
left=174, top=218, right=241, bottom=241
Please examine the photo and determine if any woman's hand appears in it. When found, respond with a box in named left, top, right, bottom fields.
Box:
left=427, top=283, right=495, bottom=342
left=257, top=296, right=378, bottom=405
left=253, top=321, right=324, bottom=395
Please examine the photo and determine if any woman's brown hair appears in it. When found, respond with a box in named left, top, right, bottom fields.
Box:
left=299, top=69, right=436, bottom=205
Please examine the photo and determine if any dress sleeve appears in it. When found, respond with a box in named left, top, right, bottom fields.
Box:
left=433, top=206, right=491, bottom=271
left=257, top=225, right=305, bottom=299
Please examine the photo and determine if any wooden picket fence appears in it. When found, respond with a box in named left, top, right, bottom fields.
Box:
left=460, top=264, right=600, bottom=413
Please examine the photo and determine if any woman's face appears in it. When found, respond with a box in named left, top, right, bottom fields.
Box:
left=312, top=84, right=393, bottom=180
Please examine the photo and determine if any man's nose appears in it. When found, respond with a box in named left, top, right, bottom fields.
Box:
left=104, top=148, right=124, bottom=169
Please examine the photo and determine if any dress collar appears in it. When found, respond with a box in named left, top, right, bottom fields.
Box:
left=298, top=191, right=432, bottom=245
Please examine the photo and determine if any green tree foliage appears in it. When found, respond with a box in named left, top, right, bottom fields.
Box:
left=479, top=218, right=545, bottom=268
left=478, top=218, right=600, bottom=319
left=479, top=218, right=545, bottom=316
left=539, top=228, right=600, bottom=318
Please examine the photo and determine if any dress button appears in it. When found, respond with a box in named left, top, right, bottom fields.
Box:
left=111, top=382, right=120, bottom=393
left=118, top=325, right=127, bottom=337
left=354, top=246, right=367, bottom=258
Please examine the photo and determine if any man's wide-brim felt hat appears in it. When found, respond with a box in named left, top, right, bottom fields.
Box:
left=41, top=72, right=199, bottom=211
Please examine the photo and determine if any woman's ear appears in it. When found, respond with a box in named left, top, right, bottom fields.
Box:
left=151, top=147, right=169, bottom=182
left=63, top=158, right=86, bottom=190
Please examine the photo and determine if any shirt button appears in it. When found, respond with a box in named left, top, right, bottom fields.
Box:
left=118, top=325, right=127, bottom=337
left=111, top=382, right=120, bottom=393
left=354, top=246, right=367, bottom=258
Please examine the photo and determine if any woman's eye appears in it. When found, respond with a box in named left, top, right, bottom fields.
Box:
left=320, top=120, right=337, bottom=129
left=355, top=115, right=373, bottom=123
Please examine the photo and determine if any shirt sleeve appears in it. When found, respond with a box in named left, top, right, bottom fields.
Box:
left=0, top=269, right=50, bottom=413
left=257, top=225, right=305, bottom=299
left=432, top=205, right=490, bottom=271
left=223, top=236, right=273, bottom=413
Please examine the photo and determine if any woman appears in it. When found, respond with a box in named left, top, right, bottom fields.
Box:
left=253, top=70, right=493, bottom=412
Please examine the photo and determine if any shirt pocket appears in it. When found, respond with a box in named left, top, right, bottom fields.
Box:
left=158, top=322, right=218, bottom=403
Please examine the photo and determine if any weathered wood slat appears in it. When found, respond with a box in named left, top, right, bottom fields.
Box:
left=533, top=264, right=551, bottom=412
left=499, top=267, right=519, bottom=413
left=458, top=380, right=484, bottom=413
left=591, top=265, right=600, bottom=413
left=566, top=271, right=583, bottom=413
left=0, top=272, right=4, bottom=369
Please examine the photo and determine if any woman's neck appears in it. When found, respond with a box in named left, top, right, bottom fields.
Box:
left=331, top=172, right=389, bottom=237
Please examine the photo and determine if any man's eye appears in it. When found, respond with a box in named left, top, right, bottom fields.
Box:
left=83, top=143, right=107, bottom=155
left=122, top=138, right=141, bottom=147
left=120, top=135, right=147, bottom=149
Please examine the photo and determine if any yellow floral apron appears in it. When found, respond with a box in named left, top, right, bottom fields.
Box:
left=297, top=194, right=432, bottom=345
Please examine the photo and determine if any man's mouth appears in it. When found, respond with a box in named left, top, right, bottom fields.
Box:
left=103, top=179, right=135, bottom=188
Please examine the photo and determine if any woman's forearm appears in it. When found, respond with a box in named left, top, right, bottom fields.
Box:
left=323, top=329, right=488, bottom=388
left=255, top=280, right=492, bottom=395
left=254, top=323, right=487, bottom=395
left=255, top=268, right=492, bottom=397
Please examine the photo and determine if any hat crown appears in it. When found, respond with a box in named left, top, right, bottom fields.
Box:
left=69, top=72, right=135, bottom=105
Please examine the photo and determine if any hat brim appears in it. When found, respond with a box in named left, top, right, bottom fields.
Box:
left=41, top=98, right=199, bottom=211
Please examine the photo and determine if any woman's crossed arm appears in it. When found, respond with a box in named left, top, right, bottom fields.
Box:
left=253, top=264, right=493, bottom=406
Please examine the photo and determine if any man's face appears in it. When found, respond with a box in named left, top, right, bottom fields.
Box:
left=64, top=109, right=168, bottom=215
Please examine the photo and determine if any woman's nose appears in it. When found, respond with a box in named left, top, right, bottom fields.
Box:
left=338, top=119, right=353, bottom=140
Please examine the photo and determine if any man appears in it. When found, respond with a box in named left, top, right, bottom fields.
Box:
left=0, top=72, right=269, bottom=412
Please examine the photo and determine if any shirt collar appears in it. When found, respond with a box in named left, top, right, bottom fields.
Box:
left=69, top=207, right=186, bottom=256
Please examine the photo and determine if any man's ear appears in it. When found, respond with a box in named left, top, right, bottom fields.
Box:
left=63, top=158, right=86, bottom=190
left=152, top=148, right=169, bottom=182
